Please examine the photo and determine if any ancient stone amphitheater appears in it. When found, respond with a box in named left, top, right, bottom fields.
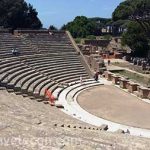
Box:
left=0, top=29, right=150, bottom=149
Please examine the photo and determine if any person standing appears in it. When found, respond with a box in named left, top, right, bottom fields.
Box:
left=108, top=59, right=111, bottom=66
left=80, top=76, right=83, bottom=84
left=94, top=72, right=99, bottom=81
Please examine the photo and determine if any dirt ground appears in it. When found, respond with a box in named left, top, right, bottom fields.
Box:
left=78, top=85, right=150, bottom=129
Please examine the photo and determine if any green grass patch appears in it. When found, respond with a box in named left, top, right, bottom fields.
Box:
left=112, top=70, right=150, bottom=87
left=74, top=38, right=82, bottom=44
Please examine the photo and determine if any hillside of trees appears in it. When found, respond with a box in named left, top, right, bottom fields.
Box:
left=61, top=0, right=149, bottom=58
left=61, top=16, right=111, bottom=38
left=0, top=0, right=42, bottom=29
left=112, top=0, right=150, bottom=57
left=0, top=0, right=149, bottom=58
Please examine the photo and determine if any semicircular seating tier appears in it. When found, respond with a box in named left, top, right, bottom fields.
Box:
left=0, top=30, right=90, bottom=101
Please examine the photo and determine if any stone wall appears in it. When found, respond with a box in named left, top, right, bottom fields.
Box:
left=84, top=39, right=110, bottom=47
left=104, top=71, right=150, bottom=100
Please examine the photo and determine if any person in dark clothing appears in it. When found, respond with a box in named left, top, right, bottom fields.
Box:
left=108, top=59, right=111, bottom=65
left=94, top=72, right=99, bottom=81
left=11, top=47, right=19, bottom=56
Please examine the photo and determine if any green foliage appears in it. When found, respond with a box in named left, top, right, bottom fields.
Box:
left=86, top=35, right=96, bottom=40
left=0, top=0, right=42, bottom=29
left=113, top=0, right=150, bottom=58
left=122, top=21, right=149, bottom=57
left=74, top=38, right=81, bottom=44
left=103, top=35, right=112, bottom=40
left=112, top=0, right=150, bottom=21
left=112, top=1, right=133, bottom=21
left=49, top=25, right=57, bottom=30
left=89, top=17, right=111, bottom=28
left=61, top=16, right=110, bottom=38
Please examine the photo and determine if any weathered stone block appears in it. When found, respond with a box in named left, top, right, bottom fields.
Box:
left=104, top=71, right=113, bottom=81
left=127, top=82, right=139, bottom=93
left=119, top=78, right=129, bottom=89
left=115, top=129, right=125, bottom=134
left=100, top=124, right=108, bottom=131
left=138, top=87, right=150, bottom=99
left=112, top=75, right=120, bottom=85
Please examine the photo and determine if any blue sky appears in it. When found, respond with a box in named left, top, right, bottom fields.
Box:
left=25, top=0, right=124, bottom=29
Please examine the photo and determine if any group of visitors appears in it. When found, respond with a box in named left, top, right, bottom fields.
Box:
left=130, top=57, right=150, bottom=70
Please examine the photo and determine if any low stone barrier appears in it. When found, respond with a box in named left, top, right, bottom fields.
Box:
left=138, top=87, right=150, bottom=99
left=148, top=92, right=150, bottom=100
left=119, top=78, right=129, bottom=89
left=127, top=82, right=139, bottom=93
left=104, top=71, right=113, bottom=81
left=104, top=72, right=150, bottom=100
left=100, top=124, right=108, bottom=131
left=111, top=74, right=120, bottom=85
left=120, top=78, right=129, bottom=89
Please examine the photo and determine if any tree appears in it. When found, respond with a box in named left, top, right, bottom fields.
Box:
left=49, top=25, right=57, bottom=30
left=61, top=16, right=110, bottom=38
left=113, top=0, right=150, bottom=58
left=112, top=1, right=133, bottom=21
left=122, top=21, right=149, bottom=57
left=61, top=24, right=67, bottom=30
left=24, top=4, right=42, bottom=29
left=0, top=0, right=42, bottom=29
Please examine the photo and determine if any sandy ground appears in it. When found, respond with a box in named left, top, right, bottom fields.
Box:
left=78, top=85, right=150, bottom=129
left=104, top=58, right=127, bottom=64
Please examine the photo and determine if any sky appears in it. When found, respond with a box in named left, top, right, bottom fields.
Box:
left=25, top=0, right=124, bottom=29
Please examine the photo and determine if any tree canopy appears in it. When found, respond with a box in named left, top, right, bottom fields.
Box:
left=61, top=16, right=110, bottom=38
left=113, top=0, right=150, bottom=57
left=49, top=25, right=58, bottom=30
left=0, top=0, right=42, bottom=29
left=122, top=21, right=149, bottom=57
left=113, top=0, right=150, bottom=21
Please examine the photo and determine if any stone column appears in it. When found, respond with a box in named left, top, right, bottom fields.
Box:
left=111, top=75, right=120, bottom=85
left=104, top=71, right=113, bottom=81
left=127, top=82, right=139, bottom=93
left=138, top=87, right=150, bottom=99
left=119, top=78, right=129, bottom=89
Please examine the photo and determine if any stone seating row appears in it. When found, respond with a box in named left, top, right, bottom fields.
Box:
left=53, top=79, right=94, bottom=99
left=57, top=79, right=102, bottom=107
left=27, top=35, right=70, bottom=44
left=25, top=58, right=80, bottom=66
left=0, top=54, right=89, bottom=100
left=0, top=31, right=90, bottom=101
left=28, top=43, right=74, bottom=53
left=0, top=31, right=74, bottom=59
left=30, top=40, right=71, bottom=45
left=19, top=52, right=78, bottom=61
left=22, top=54, right=79, bottom=62
left=0, top=89, right=98, bottom=137
left=28, top=61, right=83, bottom=70
left=32, top=56, right=80, bottom=63
left=0, top=33, right=38, bottom=58
left=104, top=71, right=150, bottom=99
left=23, top=34, right=74, bottom=52
left=34, top=43, right=73, bottom=47
left=53, top=80, right=114, bottom=132
left=28, top=34, right=70, bottom=41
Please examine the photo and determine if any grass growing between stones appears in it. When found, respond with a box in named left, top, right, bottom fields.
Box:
left=112, top=70, right=150, bottom=87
